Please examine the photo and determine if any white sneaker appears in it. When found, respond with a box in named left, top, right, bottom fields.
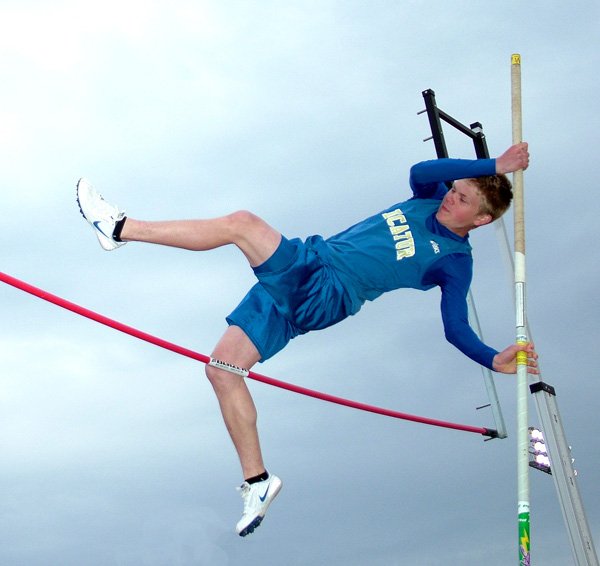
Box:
left=236, top=473, right=282, bottom=537
left=76, top=178, right=126, bottom=251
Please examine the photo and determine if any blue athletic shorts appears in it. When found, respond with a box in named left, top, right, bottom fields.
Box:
left=226, top=236, right=358, bottom=361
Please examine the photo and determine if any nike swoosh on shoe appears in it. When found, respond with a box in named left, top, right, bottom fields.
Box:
left=93, top=221, right=112, bottom=239
left=259, top=485, right=270, bottom=502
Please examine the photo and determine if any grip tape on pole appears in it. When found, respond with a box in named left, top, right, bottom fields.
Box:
left=516, top=341, right=528, bottom=366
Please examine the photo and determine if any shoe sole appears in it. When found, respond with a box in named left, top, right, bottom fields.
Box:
left=76, top=178, right=101, bottom=222
left=75, top=179, right=89, bottom=220
left=238, top=516, right=264, bottom=537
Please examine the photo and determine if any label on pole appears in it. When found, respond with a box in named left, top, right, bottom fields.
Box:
left=515, top=251, right=526, bottom=283
left=519, top=501, right=531, bottom=565
left=515, top=283, right=526, bottom=329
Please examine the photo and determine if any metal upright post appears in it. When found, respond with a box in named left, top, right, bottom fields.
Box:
left=530, top=382, right=599, bottom=565
left=420, top=89, right=507, bottom=439
left=421, top=89, right=449, bottom=158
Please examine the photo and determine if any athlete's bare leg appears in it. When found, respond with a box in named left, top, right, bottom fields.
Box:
left=120, top=212, right=276, bottom=477
left=206, top=325, right=265, bottom=478
left=120, top=210, right=281, bottom=267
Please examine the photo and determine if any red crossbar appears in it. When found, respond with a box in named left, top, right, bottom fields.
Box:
left=0, top=271, right=496, bottom=437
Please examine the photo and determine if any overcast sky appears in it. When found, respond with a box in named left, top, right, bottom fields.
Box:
left=1, top=1, right=599, bottom=565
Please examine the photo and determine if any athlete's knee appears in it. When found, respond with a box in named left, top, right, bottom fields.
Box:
left=206, top=327, right=260, bottom=393
left=225, top=210, right=280, bottom=264
left=205, top=363, right=226, bottom=389
left=226, top=210, right=265, bottom=236
left=205, top=362, right=244, bottom=396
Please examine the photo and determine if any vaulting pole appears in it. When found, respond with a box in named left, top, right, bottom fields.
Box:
left=512, top=53, right=530, bottom=565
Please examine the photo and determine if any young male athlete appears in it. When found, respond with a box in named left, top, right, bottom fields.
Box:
left=76, top=141, right=537, bottom=537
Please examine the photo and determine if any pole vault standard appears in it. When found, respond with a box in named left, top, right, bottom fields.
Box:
left=0, top=271, right=498, bottom=438
left=419, top=88, right=508, bottom=440
left=511, top=53, right=531, bottom=566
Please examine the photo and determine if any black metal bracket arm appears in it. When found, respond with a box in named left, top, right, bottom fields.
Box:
left=419, top=89, right=490, bottom=160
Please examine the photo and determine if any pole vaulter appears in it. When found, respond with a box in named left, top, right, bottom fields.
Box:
left=2, top=91, right=537, bottom=538
left=0, top=270, right=497, bottom=438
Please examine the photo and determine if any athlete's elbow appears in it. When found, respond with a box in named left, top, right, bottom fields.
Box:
left=443, top=325, right=463, bottom=350
left=409, top=162, right=428, bottom=184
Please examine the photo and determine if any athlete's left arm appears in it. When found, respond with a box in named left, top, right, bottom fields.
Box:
left=424, top=254, right=498, bottom=370
left=409, top=158, right=496, bottom=200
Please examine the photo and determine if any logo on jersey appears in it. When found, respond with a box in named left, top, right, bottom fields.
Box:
left=430, top=240, right=440, bottom=254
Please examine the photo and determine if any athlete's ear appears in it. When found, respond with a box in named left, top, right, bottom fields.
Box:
left=473, top=213, right=493, bottom=228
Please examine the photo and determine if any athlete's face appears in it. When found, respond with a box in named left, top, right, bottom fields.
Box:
left=435, top=180, right=492, bottom=237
